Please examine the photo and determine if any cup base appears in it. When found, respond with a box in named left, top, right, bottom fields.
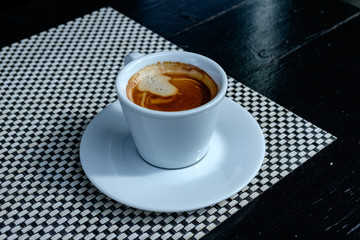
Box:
left=137, top=148, right=210, bottom=170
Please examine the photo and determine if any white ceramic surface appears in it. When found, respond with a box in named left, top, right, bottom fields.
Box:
left=80, top=98, right=265, bottom=212
left=116, top=51, right=228, bottom=169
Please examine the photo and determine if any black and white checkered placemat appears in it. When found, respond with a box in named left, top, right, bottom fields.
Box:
left=0, top=7, right=336, bottom=240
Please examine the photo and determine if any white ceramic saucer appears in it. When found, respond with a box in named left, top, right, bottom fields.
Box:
left=80, top=98, right=265, bottom=212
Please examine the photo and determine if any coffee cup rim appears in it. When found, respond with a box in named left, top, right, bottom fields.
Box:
left=115, top=51, right=228, bottom=118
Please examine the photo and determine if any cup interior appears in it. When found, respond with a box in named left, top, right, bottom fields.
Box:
left=116, top=51, right=228, bottom=117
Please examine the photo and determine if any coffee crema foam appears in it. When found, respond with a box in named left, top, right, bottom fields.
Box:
left=126, top=62, right=218, bottom=111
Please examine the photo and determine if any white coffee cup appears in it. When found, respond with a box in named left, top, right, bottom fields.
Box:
left=115, top=51, right=228, bottom=169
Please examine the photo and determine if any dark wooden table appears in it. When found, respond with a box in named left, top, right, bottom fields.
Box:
left=1, top=0, right=360, bottom=239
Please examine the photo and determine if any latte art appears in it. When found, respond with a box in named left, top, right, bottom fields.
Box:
left=126, top=62, right=218, bottom=111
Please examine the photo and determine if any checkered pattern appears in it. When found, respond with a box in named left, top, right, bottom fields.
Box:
left=0, top=7, right=336, bottom=240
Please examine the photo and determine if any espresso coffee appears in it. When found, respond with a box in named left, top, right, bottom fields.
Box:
left=126, top=62, right=218, bottom=111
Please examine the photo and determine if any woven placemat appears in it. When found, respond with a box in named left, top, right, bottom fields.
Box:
left=0, top=7, right=336, bottom=240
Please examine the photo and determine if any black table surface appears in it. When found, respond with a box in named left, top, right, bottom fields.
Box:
left=1, top=0, right=360, bottom=239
